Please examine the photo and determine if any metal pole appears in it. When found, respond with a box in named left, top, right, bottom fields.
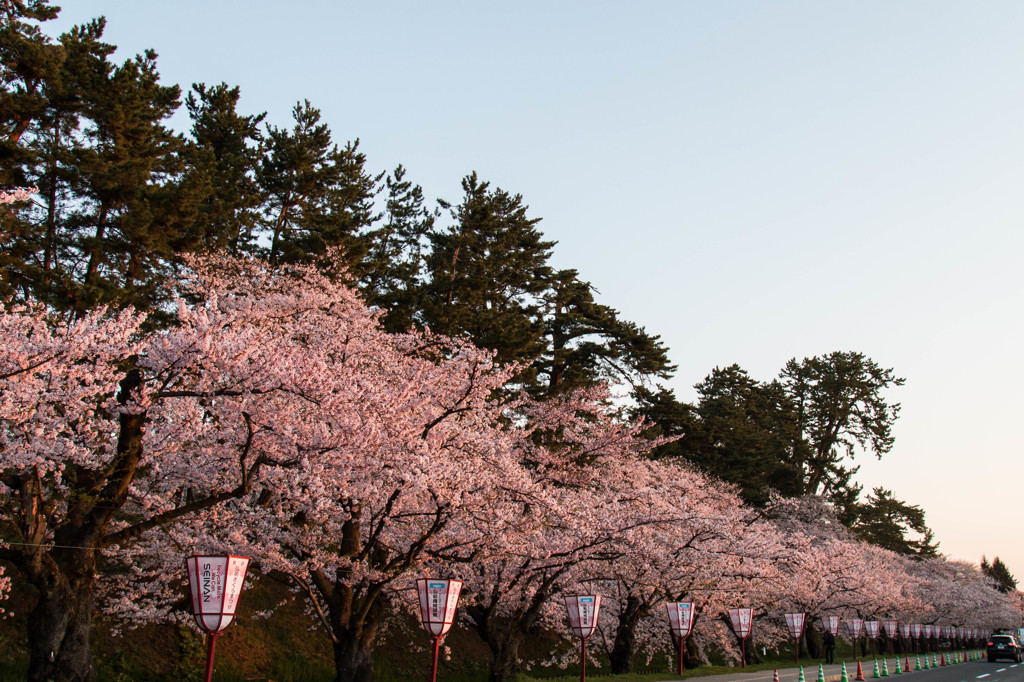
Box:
left=204, top=633, right=218, bottom=682
left=794, top=635, right=799, bottom=664
left=580, top=637, right=587, bottom=682
left=678, top=634, right=685, bottom=675
left=429, top=636, right=440, bottom=682
left=740, top=635, right=747, bottom=668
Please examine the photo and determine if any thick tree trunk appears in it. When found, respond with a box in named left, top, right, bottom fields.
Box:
left=332, top=628, right=376, bottom=682
left=486, top=631, right=525, bottom=682
left=26, top=554, right=97, bottom=682
left=805, top=627, right=823, bottom=658
left=609, top=595, right=643, bottom=674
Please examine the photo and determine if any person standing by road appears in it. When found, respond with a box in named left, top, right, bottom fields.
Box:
left=823, top=629, right=836, bottom=664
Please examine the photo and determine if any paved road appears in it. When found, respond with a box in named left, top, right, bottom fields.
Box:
left=681, top=657, right=1024, bottom=682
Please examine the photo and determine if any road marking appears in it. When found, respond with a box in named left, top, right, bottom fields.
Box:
left=997, top=669, right=1007, bottom=672
left=976, top=675, right=990, bottom=679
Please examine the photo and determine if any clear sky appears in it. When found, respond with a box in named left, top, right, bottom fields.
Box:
left=48, top=1, right=1024, bottom=582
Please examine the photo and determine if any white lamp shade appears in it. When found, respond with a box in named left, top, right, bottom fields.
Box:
left=847, top=618, right=863, bottom=639
left=822, top=615, right=840, bottom=635
left=899, top=624, right=911, bottom=638
left=911, top=624, right=922, bottom=637
left=784, top=613, right=806, bottom=638
left=865, top=621, right=879, bottom=638
left=416, top=578, right=463, bottom=638
left=185, top=555, right=250, bottom=634
left=884, top=620, right=898, bottom=638
left=666, top=602, right=696, bottom=638
left=563, top=595, right=602, bottom=639
left=728, top=608, right=753, bottom=638
left=923, top=624, right=933, bottom=638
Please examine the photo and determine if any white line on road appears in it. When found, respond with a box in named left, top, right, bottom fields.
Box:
left=997, top=669, right=1007, bottom=672
left=977, top=675, right=990, bottom=679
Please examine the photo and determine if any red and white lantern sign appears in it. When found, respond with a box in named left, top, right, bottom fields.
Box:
left=910, top=623, right=922, bottom=638
left=899, top=623, right=911, bottom=638
left=822, top=615, right=840, bottom=636
left=923, top=624, right=933, bottom=639
left=865, top=621, right=879, bottom=639
left=417, top=578, right=464, bottom=682
left=847, top=618, right=863, bottom=640
left=186, top=555, right=250, bottom=634
left=666, top=602, right=696, bottom=639
left=564, top=595, right=602, bottom=682
left=884, top=620, right=898, bottom=639
left=785, top=613, right=806, bottom=639
left=564, top=595, right=602, bottom=640
left=417, top=578, right=463, bottom=638
left=666, top=602, right=696, bottom=675
left=729, top=608, right=754, bottom=668
left=729, top=608, right=754, bottom=639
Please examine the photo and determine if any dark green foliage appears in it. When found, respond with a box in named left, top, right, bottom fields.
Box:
left=258, top=100, right=382, bottom=270
left=780, top=351, right=905, bottom=504
left=538, top=268, right=674, bottom=397
left=422, top=172, right=554, bottom=371
left=180, top=82, right=265, bottom=255
left=359, top=163, right=437, bottom=332
left=635, top=366, right=802, bottom=506
left=849, top=487, right=939, bottom=557
left=981, top=556, right=1018, bottom=593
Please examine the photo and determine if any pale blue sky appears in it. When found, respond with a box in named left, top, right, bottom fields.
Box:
left=49, top=2, right=1024, bottom=582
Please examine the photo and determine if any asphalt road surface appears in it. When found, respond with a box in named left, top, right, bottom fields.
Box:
left=683, top=657, right=1024, bottom=682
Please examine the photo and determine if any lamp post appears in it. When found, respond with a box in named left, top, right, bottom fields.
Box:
left=416, top=578, right=463, bottom=682
left=883, top=620, right=898, bottom=654
left=564, top=595, right=602, bottom=682
left=785, top=613, right=806, bottom=664
left=666, top=602, right=696, bottom=675
left=847, top=618, right=864, bottom=660
left=729, top=608, right=754, bottom=667
left=865, top=621, right=879, bottom=658
left=185, top=554, right=251, bottom=682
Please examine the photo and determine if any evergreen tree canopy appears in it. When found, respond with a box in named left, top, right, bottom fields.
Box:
left=422, top=172, right=554, bottom=371
left=849, top=487, right=939, bottom=557
left=981, top=556, right=1018, bottom=594
left=258, top=100, right=382, bottom=270
left=635, top=366, right=802, bottom=506
left=781, top=351, right=905, bottom=504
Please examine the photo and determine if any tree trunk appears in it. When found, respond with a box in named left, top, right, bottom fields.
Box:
left=486, top=630, right=525, bottom=682
left=609, top=595, right=643, bottom=674
left=26, top=554, right=97, bottom=682
left=332, top=628, right=376, bottom=682
left=806, top=627, right=823, bottom=658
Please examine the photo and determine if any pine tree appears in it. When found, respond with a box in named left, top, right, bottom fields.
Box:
left=539, top=267, right=674, bottom=397
left=422, top=172, right=553, bottom=371
left=850, top=487, right=939, bottom=557
left=981, top=556, right=1018, bottom=593
left=359, top=163, right=437, bottom=332
left=781, top=351, right=905, bottom=506
left=258, top=100, right=382, bottom=270
left=635, top=366, right=803, bottom=506
left=179, top=82, right=265, bottom=255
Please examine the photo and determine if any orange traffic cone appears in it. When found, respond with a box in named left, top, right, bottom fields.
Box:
left=856, top=661, right=866, bottom=681
left=904, top=655, right=911, bottom=672
left=774, top=670, right=781, bottom=682
left=940, top=653, right=946, bottom=666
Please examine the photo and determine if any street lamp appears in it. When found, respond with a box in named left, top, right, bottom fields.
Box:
left=564, top=595, right=602, bottom=682
left=416, top=578, right=463, bottom=682
left=185, top=554, right=251, bottom=682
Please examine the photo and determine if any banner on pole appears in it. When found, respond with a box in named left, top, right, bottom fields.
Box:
left=416, top=578, right=463, bottom=638
left=785, top=613, right=806, bottom=639
left=666, top=602, right=696, bottom=638
left=822, top=615, right=841, bottom=636
left=729, top=608, right=754, bottom=638
left=564, top=595, right=602, bottom=640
